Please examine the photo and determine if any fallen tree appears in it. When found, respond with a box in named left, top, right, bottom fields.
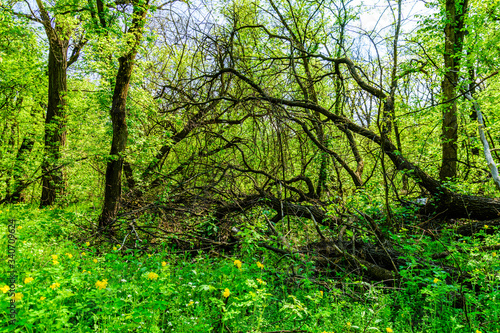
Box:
left=210, top=66, right=500, bottom=221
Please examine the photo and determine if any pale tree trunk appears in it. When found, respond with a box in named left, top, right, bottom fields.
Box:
left=464, top=92, right=500, bottom=191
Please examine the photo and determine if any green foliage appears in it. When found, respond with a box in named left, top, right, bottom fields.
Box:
left=1, top=205, right=499, bottom=332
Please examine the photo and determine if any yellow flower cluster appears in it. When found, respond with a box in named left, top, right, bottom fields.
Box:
left=24, top=277, right=34, bottom=284
left=1, top=285, right=9, bottom=293
left=95, top=279, right=108, bottom=290
left=147, top=272, right=159, bottom=280
left=223, top=288, right=230, bottom=298
left=233, top=260, right=242, bottom=269
left=256, top=278, right=266, bottom=285
left=386, top=328, right=393, bottom=333
left=162, top=261, right=167, bottom=267
left=50, top=282, right=60, bottom=290
left=11, top=292, right=23, bottom=302
left=256, top=261, right=264, bottom=269
left=65, top=253, right=73, bottom=259
left=433, top=278, right=439, bottom=283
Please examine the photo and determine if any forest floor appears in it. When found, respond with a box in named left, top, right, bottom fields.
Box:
left=1, top=204, right=499, bottom=333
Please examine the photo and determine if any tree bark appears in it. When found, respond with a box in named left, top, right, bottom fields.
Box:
left=40, top=41, right=68, bottom=206
left=440, top=0, right=469, bottom=181
left=35, top=0, right=71, bottom=207
left=98, top=1, right=149, bottom=231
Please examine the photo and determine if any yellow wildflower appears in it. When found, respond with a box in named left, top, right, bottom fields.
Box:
left=11, top=292, right=23, bottom=302
left=476, top=330, right=482, bottom=333
left=433, top=278, right=439, bottom=284
left=65, top=253, right=73, bottom=259
left=148, top=254, right=152, bottom=257
left=24, top=277, right=34, bottom=284
left=386, top=328, right=393, bottom=333
left=320, top=290, right=323, bottom=297
left=81, top=252, right=86, bottom=256
left=187, top=301, right=194, bottom=306
left=17, top=226, right=22, bottom=230
left=93, top=259, right=98, bottom=263
left=493, top=252, right=497, bottom=257
left=85, top=242, right=90, bottom=246
left=256, top=261, right=264, bottom=269
left=113, top=246, right=117, bottom=251
left=233, top=260, right=242, bottom=269
left=162, top=261, right=167, bottom=267
left=51, top=255, right=58, bottom=260
left=347, top=322, right=351, bottom=327
left=1, top=285, right=9, bottom=293
left=23, top=241, right=26, bottom=244
left=40, top=296, right=46, bottom=301
left=147, top=272, right=159, bottom=280
left=256, top=278, right=266, bottom=285
left=484, top=225, right=489, bottom=229
left=223, top=288, right=230, bottom=298
left=95, top=279, right=108, bottom=290
left=50, top=282, right=60, bottom=290
left=52, top=260, right=59, bottom=265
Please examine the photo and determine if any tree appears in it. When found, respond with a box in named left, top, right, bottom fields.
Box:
left=98, top=0, right=150, bottom=231
left=0, top=8, right=45, bottom=204
left=9, top=0, right=87, bottom=206
left=440, top=0, right=469, bottom=181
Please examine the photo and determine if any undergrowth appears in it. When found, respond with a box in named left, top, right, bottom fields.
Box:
left=0, top=204, right=499, bottom=332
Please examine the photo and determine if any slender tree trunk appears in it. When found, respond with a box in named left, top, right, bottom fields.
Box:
left=4, top=136, right=35, bottom=203
left=440, top=0, right=469, bottom=181
left=98, top=2, right=148, bottom=231
left=40, top=42, right=68, bottom=207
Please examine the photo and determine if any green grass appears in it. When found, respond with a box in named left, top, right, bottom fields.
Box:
left=1, top=204, right=499, bottom=332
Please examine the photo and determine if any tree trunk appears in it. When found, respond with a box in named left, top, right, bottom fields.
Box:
left=40, top=42, right=68, bottom=207
left=440, top=0, right=469, bottom=181
left=98, top=2, right=148, bottom=231
left=4, top=136, right=35, bottom=203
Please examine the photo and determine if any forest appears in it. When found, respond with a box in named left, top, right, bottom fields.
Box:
left=0, top=0, right=500, bottom=331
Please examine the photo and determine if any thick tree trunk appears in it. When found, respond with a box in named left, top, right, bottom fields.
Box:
left=98, top=2, right=148, bottom=231
left=40, top=36, right=69, bottom=207
left=440, top=0, right=469, bottom=181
